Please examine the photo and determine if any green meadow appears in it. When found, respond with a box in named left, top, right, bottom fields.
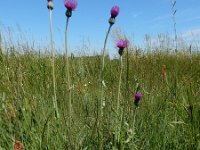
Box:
left=0, top=0, right=200, bottom=149
left=0, top=44, right=199, bottom=149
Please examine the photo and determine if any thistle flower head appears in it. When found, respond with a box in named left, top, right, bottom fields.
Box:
left=134, top=92, right=142, bottom=107
left=116, top=40, right=128, bottom=56
left=64, top=0, right=77, bottom=11
left=111, top=6, right=120, bottom=18
left=117, top=40, right=128, bottom=49
left=134, top=92, right=142, bottom=102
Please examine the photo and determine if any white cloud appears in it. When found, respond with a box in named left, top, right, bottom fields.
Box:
left=151, top=14, right=171, bottom=22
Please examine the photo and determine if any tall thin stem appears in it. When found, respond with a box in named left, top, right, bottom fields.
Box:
left=115, top=55, right=123, bottom=146
left=117, top=55, right=123, bottom=112
left=65, top=17, right=69, bottom=56
left=99, top=24, right=113, bottom=149
left=102, top=24, right=112, bottom=72
left=49, top=9, right=59, bottom=118
left=100, top=24, right=112, bottom=118
left=65, top=17, right=72, bottom=128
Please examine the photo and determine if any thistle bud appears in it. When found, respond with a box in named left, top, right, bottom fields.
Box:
left=47, top=0, right=53, bottom=10
left=66, top=9, right=72, bottom=18
left=111, top=6, right=120, bottom=18
left=109, top=17, right=115, bottom=25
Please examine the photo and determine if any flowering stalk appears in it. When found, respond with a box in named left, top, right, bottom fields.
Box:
left=65, top=15, right=71, bottom=128
left=102, top=6, right=120, bottom=71
left=47, top=0, right=59, bottom=118
left=117, top=40, right=128, bottom=109
left=99, top=6, right=120, bottom=149
left=116, top=40, right=127, bottom=111
left=115, top=40, right=128, bottom=145
left=132, top=92, right=142, bottom=142
left=99, top=23, right=112, bottom=149
left=64, top=0, right=77, bottom=131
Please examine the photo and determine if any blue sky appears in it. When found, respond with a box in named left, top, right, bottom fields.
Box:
left=0, top=0, right=200, bottom=55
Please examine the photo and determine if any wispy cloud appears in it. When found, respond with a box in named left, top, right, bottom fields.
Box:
left=181, top=28, right=200, bottom=40
left=178, top=16, right=200, bottom=24
left=130, top=12, right=142, bottom=19
left=175, top=8, right=200, bottom=23
left=151, top=14, right=171, bottom=22
left=151, top=7, right=200, bottom=24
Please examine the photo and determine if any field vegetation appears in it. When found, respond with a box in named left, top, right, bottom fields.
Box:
left=0, top=0, right=200, bottom=149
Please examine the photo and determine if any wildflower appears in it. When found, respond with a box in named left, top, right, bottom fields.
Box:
left=64, top=0, right=77, bottom=17
left=116, top=40, right=128, bottom=56
left=47, top=0, right=53, bottom=10
left=14, top=140, right=24, bottom=150
left=111, top=6, right=120, bottom=18
left=134, top=92, right=142, bottom=107
left=117, top=40, right=128, bottom=49
left=109, top=6, right=120, bottom=25
left=64, top=0, right=77, bottom=10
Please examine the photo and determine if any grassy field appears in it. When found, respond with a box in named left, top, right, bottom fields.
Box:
left=0, top=45, right=200, bottom=149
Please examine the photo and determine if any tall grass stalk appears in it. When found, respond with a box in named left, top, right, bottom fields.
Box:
left=171, top=0, right=178, bottom=54
left=48, top=8, right=59, bottom=118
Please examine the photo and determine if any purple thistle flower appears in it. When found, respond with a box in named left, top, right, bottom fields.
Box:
left=134, top=92, right=142, bottom=107
left=111, top=6, right=120, bottom=18
left=64, top=0, right=77, bottom=11
left=134, top=92, right=142, bottom=102
left=116, top=40, right=128, bottom=56
left=117, top=40, right=128, bottom=49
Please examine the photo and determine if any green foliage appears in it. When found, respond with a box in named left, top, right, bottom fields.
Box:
left=0, top=48, right=200, bottom=149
